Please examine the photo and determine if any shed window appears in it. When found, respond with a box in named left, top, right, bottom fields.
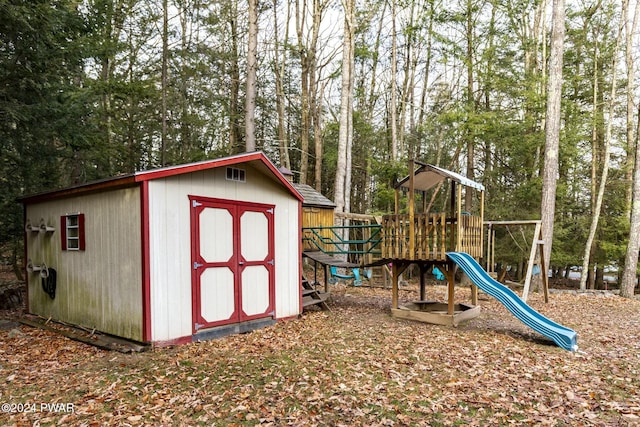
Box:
left=61, top=213, right=85, bottom=251
left=226, top=167, right=246, bottom=182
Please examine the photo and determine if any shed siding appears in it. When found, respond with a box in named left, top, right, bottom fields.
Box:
left=25, top=187, right=143, bottom=341
left=148, top=164, right=300, bottom=342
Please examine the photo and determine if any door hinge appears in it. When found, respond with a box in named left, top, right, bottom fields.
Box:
left=267, top=259, right=275, bottom=266
left=192, top=200, right=203, bottom=208
left=193, top=261, right=203, bottom=269
left=195, top=323, right=204, bottom=331
left=266, top=208, right=274, bottom=214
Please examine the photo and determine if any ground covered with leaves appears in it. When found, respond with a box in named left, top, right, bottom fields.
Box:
left=1, top=284, right=639, bottom=426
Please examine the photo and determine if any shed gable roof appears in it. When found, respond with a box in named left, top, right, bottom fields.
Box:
left=20, top=151, right=303, bottom=204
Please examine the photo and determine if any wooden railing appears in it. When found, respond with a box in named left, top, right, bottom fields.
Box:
left=457, top=214, right=483, bottom=259
left=381, top=213, right=483, bottom=260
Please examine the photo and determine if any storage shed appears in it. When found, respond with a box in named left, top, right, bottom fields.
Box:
left=20, top=151, right=303, bottom=346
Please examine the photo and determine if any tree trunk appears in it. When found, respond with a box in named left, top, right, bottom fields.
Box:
left=228, top=0, right=241, bottom=153
left=416, top=0, right=434, bottom=159
left=335, top=0, right=355, bottom=214
left=389, top=0, right=398, bottom=162
left=313, top=80, right=326, bottom=191
left=334, top=0, right=355, bottom=260
left=621, top=105, right=640, bottom=298
left=580, top=4, right=624, bottom=290
left=273, top=0, right=291, bottom=169
left=624, top=0, right=640, bottom=216
left=245, top=0, right=258, bottom=152
left=161, top=0, right=168, bottom=166
left=540, top=0, right=565, bottom=274
left=464, top=0, right=475, bottom=211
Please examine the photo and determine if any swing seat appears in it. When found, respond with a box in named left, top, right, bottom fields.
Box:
left=329, top=266, right=363, bottom=286
left=432, top=266, right=445, bottom=281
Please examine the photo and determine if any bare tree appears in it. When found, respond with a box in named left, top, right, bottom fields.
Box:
left=624, top=0, right=639, bottom=214
left=161, top=0, right=168, bottom=165
left=273, top=0, right=291, bottom=168
left=622, top=106, right=640, bottom=298
left=540, top=0, right=565, bottom=274
left=621, top=0, right=640, bottom=298
left=579, top=2, right=624, bottom=290
left=245, top=0, right=258, bottom=152
left=335, top=0, right=355, bottom=214
left=389, top=0, right=399, bottom=162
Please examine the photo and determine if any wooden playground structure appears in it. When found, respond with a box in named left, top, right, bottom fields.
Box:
left=381, top=160, right=485, bottom=325
left=301, top=159, right=548, bottom=327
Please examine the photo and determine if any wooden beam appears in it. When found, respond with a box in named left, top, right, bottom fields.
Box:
left=480, top=190, right=485, bottom=259
left=391, top=262, right=409, bottom=310
left=419, top=263, right=427, bottom=301
left=444, top=262, right=456, bottom=315
left=392, top=263, right=399, bottom=309
left=409, top=159, right=415, bottom=258
left=449, top=182, right=456, bottom=251
left=471, top=284, right=478, bottom=306
left=484, top=220, right=543, bottom=226
left=456, top=183, right=462, bottom=251
left=522, top=221, right=541, bottom=302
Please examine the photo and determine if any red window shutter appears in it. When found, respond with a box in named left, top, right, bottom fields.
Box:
left=60, top=215, right=67, bottom=250
left=78, top=213, right=85, bottom=250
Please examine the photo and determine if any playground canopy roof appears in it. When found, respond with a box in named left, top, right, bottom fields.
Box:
left=395, top=162, right=485, bottom=192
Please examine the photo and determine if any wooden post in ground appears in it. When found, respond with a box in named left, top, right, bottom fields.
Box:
left=444, top=262, right=456, bottom=315
left=392, top=263, right=399, bottom=309
left=522, top=221, right=546, bottom=302
left=419, top=263, right=427, bottom=301
left=409, top=159, right=415, bottom=259
left=471, top=283, right=478, bottom=306
left=391, top=262, right=409, bottom=310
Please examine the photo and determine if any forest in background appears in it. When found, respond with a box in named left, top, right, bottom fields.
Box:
left=1, top=0, right=639, bottom=293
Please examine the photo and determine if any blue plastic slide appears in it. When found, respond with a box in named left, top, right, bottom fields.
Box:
left=446, top=252, right=578, bottom=351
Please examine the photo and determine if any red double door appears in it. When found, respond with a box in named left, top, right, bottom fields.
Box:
left=190, top=196, right=275, bottom=332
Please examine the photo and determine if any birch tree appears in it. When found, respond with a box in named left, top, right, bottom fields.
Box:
left=622, top=106, right=640, bottom=298
left=621, top=0, right=640, bottom=298
left=335, top=0, right=355, bottom=215
left=579, top=2, right=624, bottom=290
